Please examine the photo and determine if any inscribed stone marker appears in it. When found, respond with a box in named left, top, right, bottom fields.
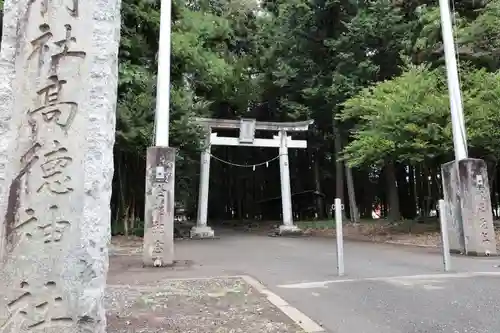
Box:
left=0, top=0, right=121, bottom=332
left=143, top=147, right=176, bottom=267
left=457, top=159, right=497, bottom=255
left=441, top=159, right=497, bottom=256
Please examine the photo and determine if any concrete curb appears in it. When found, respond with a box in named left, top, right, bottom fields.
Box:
left=241, top=275, right=325, bottom=333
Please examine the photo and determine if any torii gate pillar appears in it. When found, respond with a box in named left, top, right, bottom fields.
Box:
left=192, top=118, right=313, bottom=238
left=191, top=130, right=215, bottom=239
left=278, top=130, right=300, bottom=233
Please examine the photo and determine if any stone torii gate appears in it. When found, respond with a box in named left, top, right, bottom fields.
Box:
left=191, top=118, right=314, bottom=238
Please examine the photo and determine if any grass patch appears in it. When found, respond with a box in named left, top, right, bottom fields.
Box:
left=297, top=218, right=441, bottom=234
left=296, top=220, right=336, bottom=230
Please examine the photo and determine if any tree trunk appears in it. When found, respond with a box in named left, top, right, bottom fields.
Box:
left=431, top=167, right=441, bottom=211
left=333, top=125, right=345, bottom=219
left=123, top=206, right=129, bottom=237
left=313, top=150, right=325, bottom=219
left=494, top=166, right=500, bottom=219
left=423, top=166, right=432, bottom=217
left=487, top=162, right=497, bottom=219
left=334, top=140, right=344, bottom=200
left=358, top=170, right=373, bottom=218
left=130, top=196, right=136, bottom=231
left=396, top=165, right=410, bottom=218
left=415, top=164, right=424, bottom=217
left=410, top=165, right=418, bottom=218
left=345, top=164, right=359, bottom=222
left=385, top=162, right=401, bottom=221
left=118, top=152, right=129, bottom=236
left=237, top=176, right=243, bottom=220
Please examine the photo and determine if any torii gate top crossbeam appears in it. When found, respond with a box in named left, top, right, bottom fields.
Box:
left=195, top=118, right=314, bottom=132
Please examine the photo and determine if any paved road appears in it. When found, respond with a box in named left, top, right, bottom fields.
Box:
left=134, top=231, right=500, bottom=333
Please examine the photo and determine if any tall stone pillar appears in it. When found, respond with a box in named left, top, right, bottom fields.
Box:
left=0, top=0, right=121, bottom=332
left=278, top=130, right=301, bottom=235
left=441, top=158, right=497, bottom=256
left=143, top=147, right=176, bottom=267
left=191, top=132, right=215, bottom=239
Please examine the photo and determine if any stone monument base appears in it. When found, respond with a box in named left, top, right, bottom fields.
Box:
left=278, top=224, right=303, bottom=236
left=190, top=226, right=215, bottom=239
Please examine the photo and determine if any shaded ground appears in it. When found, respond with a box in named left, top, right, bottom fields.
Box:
left=300, top=219, right=444, bottom=247
left=106, top=244, right=306, bottom=333
left=206, top=218, right=500, bottom=250
left=299, top=219, right=500, bottom=250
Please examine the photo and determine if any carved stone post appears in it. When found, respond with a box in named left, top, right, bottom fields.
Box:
left=0, top=0, right=121, bottom=331
left=143, top=147, right=176, bottom=266
left=441, top=158, right=497, bottom=255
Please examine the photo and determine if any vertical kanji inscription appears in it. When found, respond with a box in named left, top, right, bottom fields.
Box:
left=0, top=0, right=121, bottom=330
left=29, top=0, right=79, bottom=17
left=0, top=281, right=73, bottom=332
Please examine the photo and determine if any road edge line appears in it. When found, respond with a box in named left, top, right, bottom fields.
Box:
left=241, top=275, right=325, bottom=333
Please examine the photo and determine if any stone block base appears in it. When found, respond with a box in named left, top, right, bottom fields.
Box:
left=278, top=225, right=303, bottom=236
left=190, top=226, right=215, bottom=239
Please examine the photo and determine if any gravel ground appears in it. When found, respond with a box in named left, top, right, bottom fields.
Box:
left=106, top=256, right=305, bottom=333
